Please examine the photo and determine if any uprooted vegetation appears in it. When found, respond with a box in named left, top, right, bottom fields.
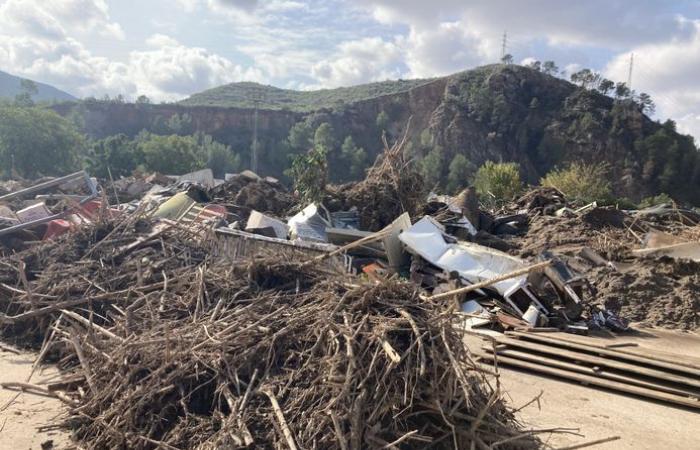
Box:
left=0, top=216, right=540, bottom=449
left=327, top=132, right=426, bottom=231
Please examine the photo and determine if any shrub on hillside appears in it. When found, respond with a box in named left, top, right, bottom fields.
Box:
left=473, top=161, right=522, bottom=202
left=638, top=193, right=673, bottom=208
left=540, top=162, right=611, bottom=204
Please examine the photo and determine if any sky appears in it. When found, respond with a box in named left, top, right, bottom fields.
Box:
left=0, top=0, right=699, bottom=139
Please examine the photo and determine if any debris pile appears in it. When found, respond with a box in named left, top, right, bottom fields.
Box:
left=0, top=216, right=538, bottom=449
left=2, top=130, right=700, bottom=446
left=329, top=133, right=425, bottom=231
left=209, top=171, right=294, bottom=219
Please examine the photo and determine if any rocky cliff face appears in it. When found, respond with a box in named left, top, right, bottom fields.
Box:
left=54, top=64, right=699, bottom=203
left=425, top=65, right=696, bottom=202
left=53, top=102, right=301, bottom=143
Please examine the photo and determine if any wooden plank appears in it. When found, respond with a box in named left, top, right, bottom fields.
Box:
left=507, top=331, right=700, bottom=377
left=543, top=332, right=700, bottom=370
left=493, top=336, right=700, bottom=390
left=485, top=346, right=700, bottom=399
left=477, top=352, right=700, bottom=410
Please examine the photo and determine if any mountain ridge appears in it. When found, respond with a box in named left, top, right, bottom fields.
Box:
left=0, top=70, right=77, bottom=102
left=179, top=78, right=437, bottom=111
left=55, top=64, right=700, bottom=204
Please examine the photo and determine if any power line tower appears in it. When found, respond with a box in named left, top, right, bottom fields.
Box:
left=501, top=31, right=508, bottom=60
left=249, top=92, right=264, bottom=173
left=627, top=52, right=634, bottom=89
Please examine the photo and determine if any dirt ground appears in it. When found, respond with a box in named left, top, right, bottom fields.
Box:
left=0, top=350, right=69, bottom=450
left=468, top=328, right=700, bottom=449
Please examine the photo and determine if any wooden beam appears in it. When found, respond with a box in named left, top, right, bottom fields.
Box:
left=485, top=347, right=700, bottom=399
left=492, top=336, right=700, bottom=390
left=425, top=260, right=551, bottom=301
left=477, top=352, right=700, bottom=409
left=507, top=331, right=700, bottom=377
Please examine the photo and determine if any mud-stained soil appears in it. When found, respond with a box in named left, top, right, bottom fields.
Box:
left=507, top=199, right=700, bottom=331
left=588, top=257, right=700, bottom=330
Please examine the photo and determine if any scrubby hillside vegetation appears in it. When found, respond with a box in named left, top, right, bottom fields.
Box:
left=4, top=63, right=699, bottom=206
left=179, top=79, right=434, bottom=111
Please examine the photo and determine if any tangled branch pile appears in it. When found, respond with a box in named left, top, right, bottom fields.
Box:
left=208, top=173, right=295, bottom=218
left=337, top=129, right=426, bottom=231
left=0, top=214, right=539, bottom=449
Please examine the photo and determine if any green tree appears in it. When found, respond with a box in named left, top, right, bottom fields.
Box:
left=526, top=60, right=541, bottom=71
left=501, top=54, right=514, bottom=64
left=614, top=82, right=631, bottom=99
left=286, top=146, right=328, bottom=203
left=473, top=161, right=522, bottom=202
left=420, top=146, right=446, bottom=188
left=313, top=123, right=337, bottom=154
left=86, top=134, right=141, bottom=178
left=540, top=162, right=612, bottom=203
left=636, top=92, right=655, bottom=115
left=376, top=110, right=390, bottom=132
left=135, top=95, right=151, bottom=105
left=199, top=134, right=241, bottom=178
left=138, top=133, right=205, bottom=174
left=288, top=121, right=314, bottom=151
left=14, top=79, right=38, bottom=107
left=340, top=136, right=368, bottom=180
left=164, top=113, right=194, bottom=135
left=570, top=69, right=600, bottom=89
left=0, top=104, right=83, bottom=178
left=446, top=154, right=473, bottom=193
left=542, top=61, right=559, bottom=76
left=597, top=78, right=615, bottom=96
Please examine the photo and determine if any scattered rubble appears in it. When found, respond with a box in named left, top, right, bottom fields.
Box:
left=209, top=171, right=294, bottom=219
left=1, top=135, right=700, bottom=447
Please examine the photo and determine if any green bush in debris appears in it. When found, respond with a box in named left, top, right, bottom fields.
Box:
left=541, top=162, right=612, bottom=204
left=638, top=193, right=674, bottom=208
left=286, top=146, right=328, bottom=203
left=473, top=161, right=522, bottom=203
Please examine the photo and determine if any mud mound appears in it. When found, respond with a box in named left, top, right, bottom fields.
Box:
left=333, top=180, right=420, bottom=231
left=209, top=175, right=294, bottom=218
left=512, top=186, right=567, bottom=215
left=589, top=258, right=700, bottom=330
left=517, top=214, right=632, bottom=260
left=581, top=207, right=627, bottom=228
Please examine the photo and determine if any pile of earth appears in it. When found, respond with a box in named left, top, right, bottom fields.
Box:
left=326, top=181, right=420, bottom=232
left=516, top=208, right=632, bottom=260
left=588, top=257, right=700, bottom=330
left=208, top=174, right=295, bottom=218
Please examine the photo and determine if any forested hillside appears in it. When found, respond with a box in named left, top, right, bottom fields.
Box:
left=4, top=63, right=699, bottom=205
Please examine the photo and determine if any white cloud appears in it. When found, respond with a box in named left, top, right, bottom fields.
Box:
left=0, top=0, right=698, bottom=145
left=311, top=37, right=404, bottom=87
left=402, top=22, right=493, bottom=78
left=129, top=35, right=264, bottom=99
left=357, top=0, right=695, bottom=49
left=604, top=21, right=700, bottom=140
left=42, top=0, right=125, bottom=39
left=0, top=1, right=261, bottom=101
left=215, top=0, right=258, bottom=11
left=146, top=34, right=180, bottom=48
left=175, top=0, right=200, bottom=12
left=0, top=0, right=66, bottom=40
